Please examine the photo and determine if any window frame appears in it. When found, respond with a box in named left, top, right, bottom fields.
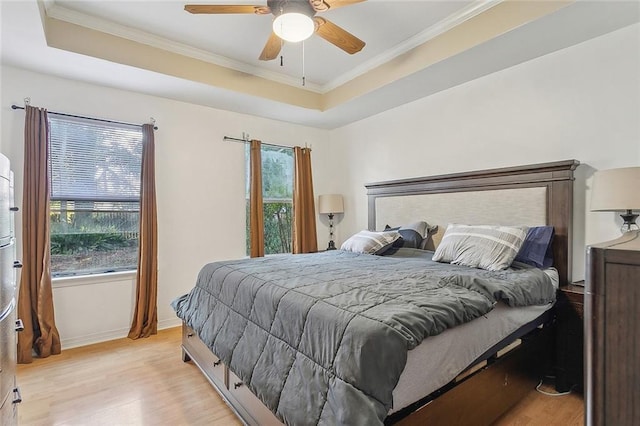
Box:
left=47, top=114, right=143, bottom=278
left=245, top=144, right=295, bottom=256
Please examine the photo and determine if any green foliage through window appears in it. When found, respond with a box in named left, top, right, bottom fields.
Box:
left=245, top=145, right=294, bottom=255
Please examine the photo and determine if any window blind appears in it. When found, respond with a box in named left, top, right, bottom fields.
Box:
left=48, top=115, right=143, bottom=202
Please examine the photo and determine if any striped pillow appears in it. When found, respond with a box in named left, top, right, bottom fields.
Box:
left=432, top=224, right=528, bottom=271
left=340, top=230, right=401, bottom=255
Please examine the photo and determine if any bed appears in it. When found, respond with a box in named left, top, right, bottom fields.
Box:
left=173, top=159, right=579, bottom=426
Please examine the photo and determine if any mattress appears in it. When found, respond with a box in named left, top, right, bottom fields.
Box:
left=389, top=262, right=558, bottom=414
left=390, top=300, right=554, bottom=413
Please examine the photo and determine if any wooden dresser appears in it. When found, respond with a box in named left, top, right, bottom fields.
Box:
left=0, top=153, right=20, bottom=425
left=585, top=230, right=640, bottom=426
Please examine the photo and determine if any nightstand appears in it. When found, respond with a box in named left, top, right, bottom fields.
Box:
left=555, top=282, right=584, bottom=392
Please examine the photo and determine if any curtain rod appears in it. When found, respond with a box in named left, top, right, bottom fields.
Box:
left=224, top=136, right=290, bottom=150
left=224, top=136, right=310, bottom=151
left=11, top=104, right=158, bottom=130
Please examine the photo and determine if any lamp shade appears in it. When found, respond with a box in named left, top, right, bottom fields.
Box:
left=318, top=194, right=344, bottom=214
left=591, top=167, right=640, bottom=211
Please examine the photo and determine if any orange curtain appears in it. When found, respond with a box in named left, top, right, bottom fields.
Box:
left=128, top=124, right=158, bottom=339
left=249, top=140, right=264, bottom=258
left=17, top=105, right=61, bottom=363
left=292, top=147, right=318, bottom=254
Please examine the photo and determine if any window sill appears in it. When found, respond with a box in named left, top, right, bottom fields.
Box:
left=52, top=270, right=137, bottom=288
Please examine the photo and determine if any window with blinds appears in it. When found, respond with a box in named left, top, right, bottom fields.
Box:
left=48, top=115, right=143, bottom=277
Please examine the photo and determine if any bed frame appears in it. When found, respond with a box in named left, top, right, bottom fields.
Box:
left=181, top=159, right=579, bottom=426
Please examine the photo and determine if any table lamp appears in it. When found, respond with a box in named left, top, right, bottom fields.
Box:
left=591, top=166, right=640, bottom=233
left=318, top=194, right=344, bottom=250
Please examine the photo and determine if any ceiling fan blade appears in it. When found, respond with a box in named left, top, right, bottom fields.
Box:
left=308, top=0, right=366, bottom=12
left=313, top=17, right=365, bottom=55
left=259, top=32, right=282, bottom=61
left=184, top=5, right=270, bottom=15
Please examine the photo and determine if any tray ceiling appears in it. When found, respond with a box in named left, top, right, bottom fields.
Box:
left=2, top=1, right=639, bottom=128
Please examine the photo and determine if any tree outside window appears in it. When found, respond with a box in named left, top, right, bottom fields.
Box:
left=245, top=145, right=294, bottom=255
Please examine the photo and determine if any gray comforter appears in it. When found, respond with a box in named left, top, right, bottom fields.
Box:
left=172, top=249, right=555, bottom=425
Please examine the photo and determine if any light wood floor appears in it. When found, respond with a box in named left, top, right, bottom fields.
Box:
left=17, top=327, right=583, bottom=425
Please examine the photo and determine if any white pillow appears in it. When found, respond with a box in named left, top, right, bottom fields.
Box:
left=340, top=230, right=401, bottom=255
left=432, top=224, right=528, bottom=271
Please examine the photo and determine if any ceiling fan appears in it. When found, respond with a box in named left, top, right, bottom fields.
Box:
left=184, top=1, right=366, bottom=61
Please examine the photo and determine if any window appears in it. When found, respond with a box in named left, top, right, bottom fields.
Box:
left=48, top=115, right=143, bottom=277
left=245, top=144, right=294, bottom=255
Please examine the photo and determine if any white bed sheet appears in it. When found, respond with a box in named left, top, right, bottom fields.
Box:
left=543, top=267, right=559, bottom=290
left=390, top=300, right=554, bottom=413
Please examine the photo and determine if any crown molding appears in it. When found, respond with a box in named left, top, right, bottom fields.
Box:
left=44, top=3, right=325, bottom=93
left=43, top=0, right=503, bottom=95
left=321, top=0, right=504, bottom=92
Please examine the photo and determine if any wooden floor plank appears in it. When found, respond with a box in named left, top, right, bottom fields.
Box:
left=17, top=327, right=583, bottom=425
left=493, top=381, right=584, bottom=426
left=17, top=327, right=241, bottom=426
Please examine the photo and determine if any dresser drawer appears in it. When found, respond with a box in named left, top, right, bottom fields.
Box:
left=0, top=388, right=17, bottom=426
left=0, top=307, right=17, bottom=406
left=182, top=325, right=227, bottom=389
left=0, top=175, right=10, bottom=246
left=0, top=242, right=16, bottom=314
left=8, top=171, right=14, bottom=239
left=0, top=392, right=17, bottom=426
left=228, top=370, right=282, bottom=426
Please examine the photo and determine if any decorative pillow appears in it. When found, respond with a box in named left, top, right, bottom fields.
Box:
left=384, top=225, right=421, bottom=249
left=420, top=225, right=438, bottom=250
left=340, top=230, right=401, bottom=255
left=432, top=224, right=528, bottom=271
left=383, top=221, right=435, bottom=249
left=401, top=221, right=429, bottom=238
left=514, top=226, right=555, bottom=268
left=383, top=226, right=405, bottom=249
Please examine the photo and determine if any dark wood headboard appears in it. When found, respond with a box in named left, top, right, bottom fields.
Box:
left=365, top=160, right=580, bottom=287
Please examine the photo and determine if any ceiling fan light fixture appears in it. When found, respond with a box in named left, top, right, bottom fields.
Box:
left=273, top=12, right=315, bottom=43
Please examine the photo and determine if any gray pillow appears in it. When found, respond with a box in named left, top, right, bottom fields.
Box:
left=340, top=230, right=401, bottom=255
left=384, top=221, right=437, bottom=250
left=432, top=224, right=528, bottom=271
left=384, top=225, right=421, bottom=249
left=419, top=225, right=438, bottom=250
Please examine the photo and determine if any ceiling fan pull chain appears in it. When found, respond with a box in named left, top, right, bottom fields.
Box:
left=302, top=41, right=306, bottom=86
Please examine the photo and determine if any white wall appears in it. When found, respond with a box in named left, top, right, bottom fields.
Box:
left=328, top=23, right=640, bottom=282
left=2, top=22, right=638, bottom=348
left=0, top=66, right=331, bottom=348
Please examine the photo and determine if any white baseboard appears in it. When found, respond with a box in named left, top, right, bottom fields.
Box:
left=61, top=327, right=131, bottom=350
left=60, top=318, right=183, bottom=350
left=158, top=317, right=182, bottom=330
